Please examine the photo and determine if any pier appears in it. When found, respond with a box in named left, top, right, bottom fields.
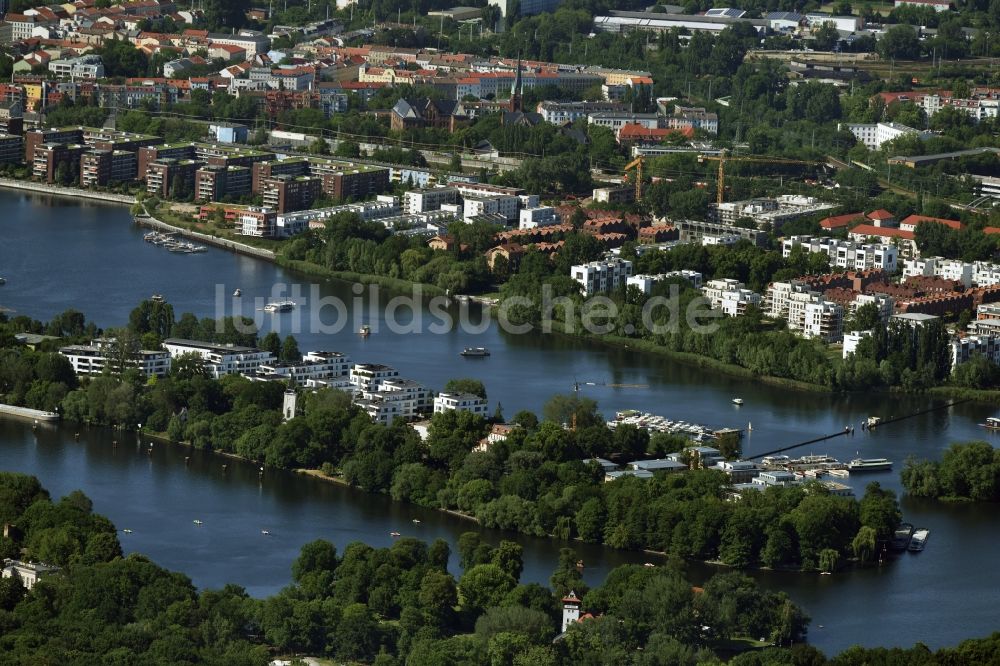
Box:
left=746, top=399, right=971, bottom=461
left=0, top=178, right=135, bottom=205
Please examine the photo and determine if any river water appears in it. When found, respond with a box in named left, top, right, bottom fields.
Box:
left=1, top=189, right=999, bottom=654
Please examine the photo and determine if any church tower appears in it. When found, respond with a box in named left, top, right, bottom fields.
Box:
left=509, top=54, right=523, bottom=113
left=282, top=389, right=298, bottom=421
left=561, top=591, right=581, bottom=632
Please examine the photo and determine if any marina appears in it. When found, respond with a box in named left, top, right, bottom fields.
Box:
left=143, top=231, right=207, bottom=254
left=608, top=410, right=731, bottom=441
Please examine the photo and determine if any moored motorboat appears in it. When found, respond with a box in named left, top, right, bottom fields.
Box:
left=460, top=347, right=490, bottom=357
left=732, top=398, right=744, bottom=405
left=981, top=417, right=1000, bottom=430
left=263, top=300, right=295, bottom=313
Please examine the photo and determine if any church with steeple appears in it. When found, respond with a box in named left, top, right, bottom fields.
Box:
left=501, top=55, right=543, bottom=126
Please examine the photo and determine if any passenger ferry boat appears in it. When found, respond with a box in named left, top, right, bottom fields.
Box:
left=263, top=300, right=295, bottom=313
left=981, top=417, right=1000, bottom=430
left=908, top=528, right=930, bottom=552
left=848, top=457, right=893, bottom=472
left=460, top=347, right=490, bottom=357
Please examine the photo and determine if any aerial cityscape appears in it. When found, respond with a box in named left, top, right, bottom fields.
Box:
left=1, top=0, right=1000, bottom=662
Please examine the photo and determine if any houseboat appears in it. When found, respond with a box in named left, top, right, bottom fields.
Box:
left=908, top=528, right=930, bottom=552
left=891, top=522, right=915, bottom=551
left=848, top=458, right=893, bottom=472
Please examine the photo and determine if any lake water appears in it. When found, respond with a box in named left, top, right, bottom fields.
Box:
left=2, top=189, right=1000, bottom=654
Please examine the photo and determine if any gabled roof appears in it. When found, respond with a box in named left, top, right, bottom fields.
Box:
left=900, top=214, right=963, bottom=230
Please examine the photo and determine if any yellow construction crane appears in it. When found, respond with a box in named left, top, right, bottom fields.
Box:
left=623, top=156, right=644, bottom=200
left=698, top=150, right=827, bottom=204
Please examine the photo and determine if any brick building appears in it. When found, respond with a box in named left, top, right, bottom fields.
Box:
left=146, top=158, right=202, bottom=198
left=196, top=165, right=252, bottom=202
left=260, top=175, right=321, bottom=213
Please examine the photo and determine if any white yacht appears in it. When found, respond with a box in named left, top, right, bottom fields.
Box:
left=909, top=528, right=930, bottom=552
left=263, top=300, right=295, bottom=313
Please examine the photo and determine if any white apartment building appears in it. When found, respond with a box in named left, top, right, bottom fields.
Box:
left=842, top=329, right=872, bottom=358
left=403, top=187, right=458, bottom=214
left=277, top=198, right=400, bottom=236
left=519, top=206, right=559, bottom=229
left=950, top=335, right=1000, bottom=369
left=766, top=282, right=844, bottom=341
left=839, top=121, right=930, bottom=150
left=355, top=397, right=403, bottom=426
left=162, top=339, right=275, bottom=378
left=361, top=378, right=432, bottom=420
left=703, top=279, right=762, bottom=317
left=626, top=270, right=703, bottom=295
left=921, top=94, right=1000, bottom=122
left=571, top=258, right=634, bottom=296
left=349, top=363, right=400, bottom=391
left=902, top=256, right=996, bottom=288
left=782, top=236, right=898, bottom=272
left=537, top=101, right=624, bottom=124
left=433, top=392, right=489, bottom=417
left=60, top=340, right=171, bottom=378
left=463, top=194, right=519, bottom=223
left=971, top=303, right=1000, bottom=336
left=254, top=351, right=351, bottom=383
left=710, top=196, right=835, bottom=230
left=48, top=55, right=105, bottom=80
left=852, top=293, right=894, bottom=321
left=587, top=111, right=661, bottom=136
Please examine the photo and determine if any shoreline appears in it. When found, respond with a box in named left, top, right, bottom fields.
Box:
left=0, top=178, right=136, bottom=205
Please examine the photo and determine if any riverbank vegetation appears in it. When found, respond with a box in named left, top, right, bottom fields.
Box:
left=901, top=440, right=1000, bottom=502
left=5, top=472, right=1000, bottom=663
left=1, top=305, right=903, bottom=572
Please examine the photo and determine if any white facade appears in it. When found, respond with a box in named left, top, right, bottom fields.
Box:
left=433, top=392, right=489, bottom=417
left=519, top=206, right=559, bottom=229
left=840, top=121, right=930, bottom=150
left=255, top=352, right=351, bottom=383
left=60, top=340, right=171, bottom=378
left=350, top=363, right=400, bottom=391
left=48, top=55, right=104, bottom=80
left=626, top=270, right=703, bottom=295
left=162, top=339, right=275, bottom=378
left=2, top=559, right=59, bottom=590
left=361, top=378, right=432, bottom=421
left=403, top=187, right=458, bottom=214
left=782, top=236, right=897, bottom=272
left=950, top=335, right=1000, bottom=369
left=571, top=258, right=634, bottom=296
left=703, top=279, right=762, bottom=317
left=463, top=194, right=519, bottom=223
left=903, top=256, right=985, bottom=288
left=710, top=195, right=835, bottom=229
left=766, top=282, right=844, bottom=341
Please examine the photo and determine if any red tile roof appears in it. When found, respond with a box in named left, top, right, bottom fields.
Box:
left=866, top=209, right=894, bottom=220
left=820, top=212, right=864, bottom=229
left=900, top=214, right=964, bottom=231
left=849, top=224, right=915, bottom=240
left=984, top=226, right=1000, bottom=235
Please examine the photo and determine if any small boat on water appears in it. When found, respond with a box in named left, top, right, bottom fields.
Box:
left=866, top=416, right=882, bottom=428
left=261, top=530, right=270, bottom=536
left=359, top=324, right=371, bottom=337
left=0, top=277, right=6, bottom=285
left=909, top=528, right=930, bottom=552
left=412, top=519, right=421, bottom=524
left=150, top=294, right=165, bottom=303
left=848, top=458, right=893, bottom=472
left=981, top=417, right=1000, bottom=430
left=263, top=300, right=295, bottom=313
left=891, top=522, right=915, bottom=551
left=389, top=531, right=401, bottom=537
left=461, top=347, right=490, bottom=357
left=193, top=519, right=203, bottom=525
left=122, top=529, right=133, bottom=534
left=732, top=398, right=744, bottom=405
left=233, top=288, right=242, bottom=297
